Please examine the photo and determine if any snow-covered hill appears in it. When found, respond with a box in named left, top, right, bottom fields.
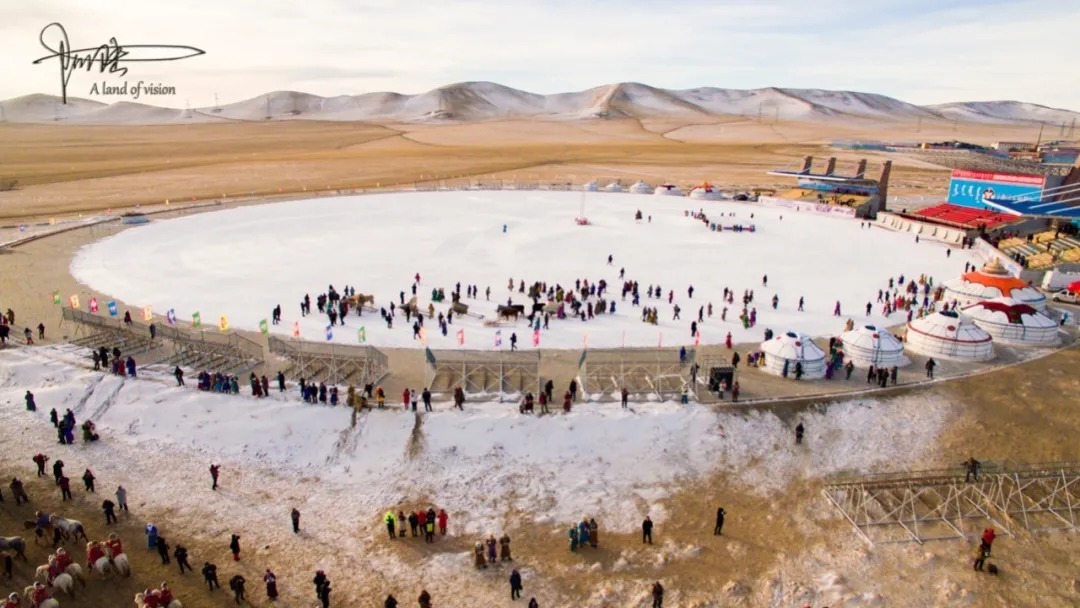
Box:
left=1, top=83, right=1076, bottom=125
left=926, top=100, right=1080, bottom=125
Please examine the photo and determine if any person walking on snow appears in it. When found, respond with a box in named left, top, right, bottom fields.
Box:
left=175, top=544, right=192, bottom=574
left=202, top=561, right=220, bottom=591
left=795, top=423, right=805, bottom=444
left=642, top=516, right=653, bottom=544
left=437, top=509, right=448, bottom=535
left=384, top=511, right=397, bottom=539
left=229, top=534, right=241, bottom=561
left=264, top=568, right=278, bottom=600
left=652, top=582, right=664, bottom=608
left=510, top=568, right=523, bottom=600
left=25, top=391, right=36, bottom=412
left=714, top=507, right=726, bottom=535
left=210, top=464, right=220, bottom=490
left=291, top=508, right=301, bottom=533
left=82, top=469, right=95, bottom=492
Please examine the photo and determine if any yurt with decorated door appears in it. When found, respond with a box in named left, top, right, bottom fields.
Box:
left=760, top=331, right=827, bottom=379
left=904, top=310, right=994, bottom=361
left=839, top=324, right=909, bottom=367
left=944, top=259, right=1047, bottom=310
left=962, top=297, right=1059, bottom=346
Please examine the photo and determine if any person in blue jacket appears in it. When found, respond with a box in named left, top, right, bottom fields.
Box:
left=146, top=523, right=159, bottom=549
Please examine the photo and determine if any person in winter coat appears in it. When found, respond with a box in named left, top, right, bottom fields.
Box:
left=317, top=578, right=331, bottom=608
left=263, top=568, right=278, bottom=600
left=385, top=594, right=398, bottom=608
left=397, top=510, right=407, bottom=538
left=145, top=520, right=159, bottom=548
left=25, top=391, right=36, bottom=412
left=437, top=509, right=448, bottom=535
left=418, top=589, right=432, bottom=608
left=473, top=542, right=487, bottom=568
left=563, top=391, right=572, bottom=412
left=156, top=536, right=171, bottom=564
left=229, top=534, right=241, bottom=561
left=424, top=517, right=435, bottom=543
left=126, top=356, right=137, bottom=377
left=642, top=516, right=653, bottom=544
left=58, top=476, right=72, bottom=501
left=714, top=507, right=726, bottom=535
left=210, top=464, right=220, bottom=490
left=385, top=511, right=397, bottom=539
left=102, top=499, right=117, bottom=524
left=116, top=485, right=128, bottom=511
left=52, top=459, right=64, bottom=484
left=33, top=453, right=48, bottom=477
left=203, top=561, right=220, bottom=590
left=175, top=544, right=191, bottom=574
left=568, top=526, right=579, bottom=551
left=229, top=574, right=246, bottom=604
left=82, top=469, right=96, bottom=492
left=499, top=533, right=512, bottom=560
left=528, top=599, right=539, bottom=608
left=652, top=581, right=664, bottom=608
left=486, top=535, right=497, bottom=562
left=510, top=568, right=523, bottom=600
left=588, top=519, right=599, bottom=548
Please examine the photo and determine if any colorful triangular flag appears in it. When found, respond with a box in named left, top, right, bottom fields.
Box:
left=292, top=321, right=301, bottom=338
left=108, top=301, right=118, bottom=317
left=532, top=329, right=540, bottom=347
left=192, top=311, right=201, bottom=328
left=494, top=329, right=502, bottom=347
left=218, top=315, right=229, bottom=332
left=457, top=328, right=465, bottom=346
left=166, top=309, right=177, bottom=325
left=357, top=326, right=366, bottom=343
left=259, top=319, right=269, bottom=335
left=52, top=290, right=61, bottom=305
left=325, top=324, right=333, bottom=341
left=142, top=306, right=153, bottom=321
left=69, top=294, right=80, bottom=309
left=89, top=298, right=99, bottom=313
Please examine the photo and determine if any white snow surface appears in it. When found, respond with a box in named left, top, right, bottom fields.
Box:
left=70, top=191, right=980, bottom=350
left=0, top=347, right=953, bottom=537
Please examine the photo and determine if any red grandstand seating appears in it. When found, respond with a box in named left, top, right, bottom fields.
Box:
left=912, top=204, right=1018, bottom=229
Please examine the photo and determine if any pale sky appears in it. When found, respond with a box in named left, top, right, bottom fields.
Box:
left=2, top=0, right=1077, bottom=109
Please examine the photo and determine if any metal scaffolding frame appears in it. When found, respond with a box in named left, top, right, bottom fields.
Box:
left=424, top=349, right=540, bottom=400
left=62, top=307, right=264, bottom=374
left=578, top=348, right=693, bottom=400
left=824, top=460, right=1080, bottom=545
left=268, top=336, right=388, bottom=386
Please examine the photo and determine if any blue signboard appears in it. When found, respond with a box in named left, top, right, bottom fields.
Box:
left=947, top=179, right=1042, bottom=209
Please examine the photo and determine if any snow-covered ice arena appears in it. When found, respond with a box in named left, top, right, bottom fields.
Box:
left=70, top=190, right=981, bottom=349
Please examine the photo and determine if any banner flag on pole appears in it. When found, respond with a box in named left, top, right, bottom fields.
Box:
left=52, top=290, right=61, bottom=305
left=69, top=295, right=80, bottom=309
left=192, top=312, right=202, bottom=328
left=108, top=301, right=119, bottom=317
left=694, top=330, right=701, bottom=346
left=292, top=321, right=300, bottom=338
left=578, top=349, right=587, bottom=369
left=494, top=329, right=502, bottom=347
left=419, top=327, right=427, bottom=344
left=658, top=331, right=663, bottom=348
left=89, top=298, right=99, bottom=313
left=532, top=329, right=540, bottom=347
left=425, top=347, right=437, bottom=366
left=259, top=319, right=269, bottom=335
left=218, top=315, right=229, bottom=333
left=166, top=309, right=176, bottom=324
left=583, top=332, right=588, bottom=349
left=358, top=326, right=366, bottom=343
left=457, top=328, right=465, bottom=346
left=142, top=306, right=153, bottom=321
left=325, top=324, right=333, bottom=341
left=621, top=330, right=626, bottom=348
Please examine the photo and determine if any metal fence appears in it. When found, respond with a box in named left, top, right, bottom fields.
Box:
left=268, top=335, right=388, bottom=386
left=425, top=349, right=541, bottom=398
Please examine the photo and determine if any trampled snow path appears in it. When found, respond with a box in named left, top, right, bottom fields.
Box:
left=70, top=191, right=980, bottom=350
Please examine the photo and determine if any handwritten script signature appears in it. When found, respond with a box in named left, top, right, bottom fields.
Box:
left=33, top=22, right=205, bottom=104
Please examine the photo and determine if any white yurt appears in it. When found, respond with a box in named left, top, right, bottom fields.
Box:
left=654, top=183, right=684, bottom=196
left=962, top=297, right=1059, bottom=346
left=905, top=310, right=994, bottom=361
left=604, top=182, right=623, bottom=193
left=629, top=181, right=652, bottom=194
left=944, top=259, right=1047, bottom=310
left=689, top=182, right=722, bottom=200
left=760, top=331, right=827, bottom=379
left=582, top=181, right=599, bottom=192
left=839, top=324, right=909, bottom=367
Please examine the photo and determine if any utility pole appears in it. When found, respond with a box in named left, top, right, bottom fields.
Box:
left=214, top=93, right=219, bottom=109
left=1035, top=121, right=1045, bottom=148
left=916, top=116, right=922, bottom=133
left=266, top=95, right=271, bottom=120
left=757, top=102, right=762, bottom=122
left=1070, top=117, right=1076, bottom=138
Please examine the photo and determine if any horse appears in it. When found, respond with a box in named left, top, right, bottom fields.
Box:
left=497, top=305, right=523, bottom=321
left=49, top=517, right=87, bottom=543
left=28, top=571, right=74, bottom=598
left=36, top=562, right=86, bottom=587
left=110, top=553, right=131, bottom=577
left=23, top=587, right=60, bottom=608
left=135, top=592, right=182, bottom=608
left=0, top=537, right=27, bottom=560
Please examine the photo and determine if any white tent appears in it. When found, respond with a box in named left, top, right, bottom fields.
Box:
left=654, top=184, right=684, bottom=196
left=944, top=259, right=1048, bottom=310
left=689, top=183, right=722, bottom=200
left=760, top=331, right=827, bottom=379
left=962, top=297, right=1059, bottom=346
left=582, top=181, right=599, bottom=192
left=629, top=181, right=652, bottom=194
left=604, top=182, right=623, bottom=193
left=904, top=310, right=994, bottom=361
left=839, top=324, right=909, bottom=367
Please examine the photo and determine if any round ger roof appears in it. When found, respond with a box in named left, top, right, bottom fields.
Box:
left=907, top=310, right=991, bottom=343
left=944, top=259, right=1047, bottom=307
left=840, top=324, right=904, bottom=353
left=761, top=331, right=826, bottom=362
left=963, top=297, right=1056, bottom=329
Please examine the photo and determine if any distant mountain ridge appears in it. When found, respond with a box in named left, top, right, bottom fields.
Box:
left=2, top=82, right=1077, bottom=125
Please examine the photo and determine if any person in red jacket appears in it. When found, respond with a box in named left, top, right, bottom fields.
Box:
left=87, top=541, right=106, bottom=569
left=142, top=589, right=161, bottom=608
left=58, top=476, right=72, bottom=501
left=981, top=528, right=996, bottom=553
left=54, top=548, right=73, bottom=571
left=31, top=583, right=50, bottom=607
left=4, top=591, right=21, bottom=608
left=437, top=509, right=448, bottom=535
left=158, top=583, right=174, bottom=606
left=402, top=388, right=410, bottom=409
left=417, top=509, right=427, bottom=532
left=46, top=558, right=63, bottom=584
left=563, top=391, right=572, bottom=412
left=106, top=533, right=123, bottom=559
